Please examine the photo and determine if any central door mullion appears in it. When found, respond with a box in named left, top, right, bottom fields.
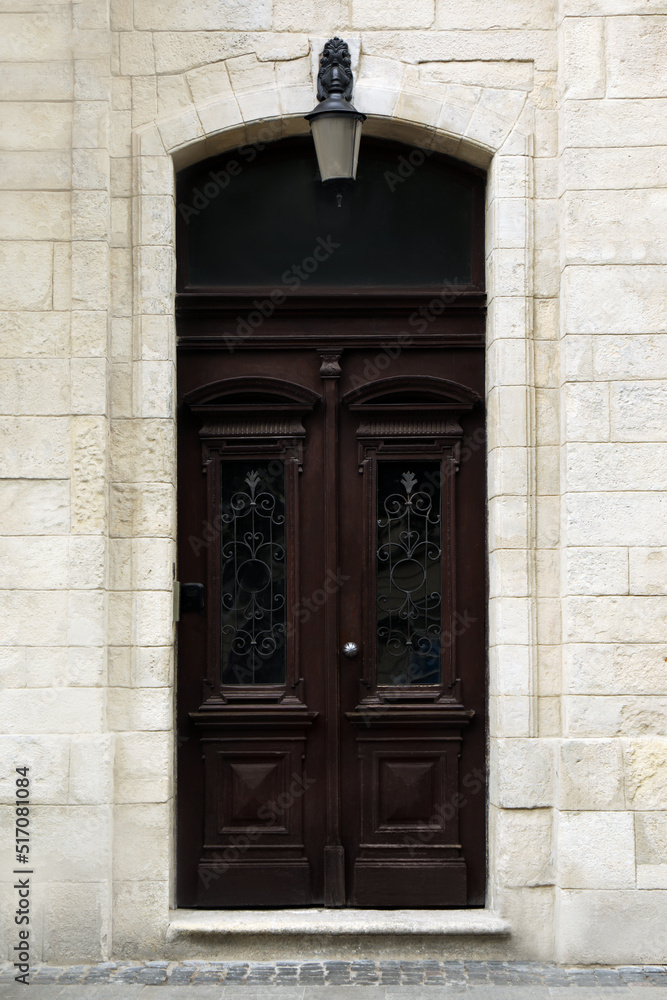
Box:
left=318, top=349, right=345, bottom=906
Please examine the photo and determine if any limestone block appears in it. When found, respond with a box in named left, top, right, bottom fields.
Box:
left=563, top=99, right=667, bottom=149
left=71, top=357, right=107, bottom=415
left=611, top=381, right=667, bottom=443
left=72, top=100, right=109, bottom=150
left=538, top=696, right=560, bottom=737
left=561, top=336, right=592, bottom=382
left=565, top=548, right=628, bottom=597
left=353, top=0, right=434, bottom=28
left=274, top=0, right=348, bottom=31
left=0, top=242, right=52, bottom=310
left=44, top=881, right=107, bottom=963
left=607, top=15, right=667, bottom=99
left=68, top=536, right=106, bottom=591
left=0, top=311, right=69, bottom=360
left=490, top=737, right=555, bottom=808
left=136, top=245, right=175, bottom=315
left=533, top=246, right=560, bottom=299
left=114, top=731, right=172, bottom=803
left=563, top=383, right=609, bottom=443
left=625, top=738, right=667, bottom=808
left=534, top=158, right=557, bottom=201
left=110, top=247, right=132, bottom=318
left=140, top=315, right=175, bottom=362
left=562, top=147, right=667, bottom=191
left=110, top=108, right=132, bottom=158
left=559, top=888, right=667, bottom=965
left=195, top=96, right=243, bottom=137
left=113, top=803, right=170, bottom=879
left=559, top=739, right=625, bottom=810
left=0, top=536, right=69, bottom=589
left=73, top=148, right=110, bottom=191
left=487, top=387, right=528, bottom=449
left=72, top=242, right=109, bottom=311
left=636, top=812, right=667, bottom=866
left=186, top=62, right=233, bottom=107
left=558, top=811, right=635, bottom=889
left=490, top=693, right=531, bottom=738
left=487, top=249, right=527, bottom=299
left=8, top=646, right=105, bottom=690
left=0, top=479, right=70, bottom=535
left=487, top=297, right=528, bottom=342
left=111, top=0, right=132, bottom=29
left=536, top=446, right=559, bottom=497
left=566, top=442, right=667, bottom=491
left=110, top=483, right=175, bottom=537
left=535, top=388, right=559, bottom=446
left=74, top=57, right=111, bottom=102
left=566, top=493, right=667, bottom=547
left=488, top=495, right=529, bottom=550
left=536, top=597, right=560, bottom=646
left=425, top=61, right=533, bottom=94
left=110, top=156, right=132, bottom=198
left=438, top=0, right=552, bottom=28
left=68, top=590, right=105, bottom=646
left=630, top=549, right=667, bottom=596
left=361, top=29, right=556, bottom=72
left=132, top=76, right=158, bottom=130
left=594, top=334, right=667, bottom=381
left=0, top=11, right=71, bottom=62
left=0, top=359, right=69, bottom=415
left=71, top=415, right=107, bottom=533
left=565, top=694, right=667, bottom=737
left=637, top=864, right=667, bottom=889
left=490, top=886, right=555, bottom=961
left=119, top=31, right=155, bottom=76
left=109, top=536, right=131, bottom=591
left=487, top=339, right=528, bottom=389
left=108, top=646, right=131, bottom=687
left=137, top=156, right=174, bottom=201
left=69, top=735, right=113, bottom=804
left=111, top=317, right=132, bottom=363
left=0, top=101, right=71, bottom=151
left=0, top=151, right=70, bottom=192
left=564, top=190, right=667, bottom=266
left=138, top=195, right=174, bottom=248
left=565, top=642, right=667, bottom=696
left=535, top=496, right=559, bottom=549
left=111, top=76, right=131, bottom=112
left=110, top=362, right=132, bottom=418
left=487, top=445, right=528, bottom=498
left=3, top=59, right=72, bottom=102
left=72, top=191, right=109, bottom=242
left=489, top=548, right=529, bottom=600
left=535, top=549, right=559, bottom=599
left=112, top=880, right=170, bottom=957
left=492, top=807, right=554, bottom=886
left=0, top=416, right=70, bottom=479
left=0, top=689, right=105, bottom=734
left=52, top=241, right=72, bottom=312
left=565, top=595, right=667, bottom=644
left=111, top=418, right=175, bottom=483
left=70, top=311, right=107, bottom=359
left=560, top=16, right=604, bottom=99
left=107, top=591, right=132, bottom=646
left=0, top=735, right=69, bottom=804
left=490, top=644, right=531, bottom=697
left=534, top=340, right=559, bottom=389
left=133, top=645, right=173, bottom=688
left=132, top=536, right=173, bottom=591
left=564, top=265, right=667, bottom=335
left=107, top=687, right=172, bottom=732
left=135, top=590, right=174, bottom=646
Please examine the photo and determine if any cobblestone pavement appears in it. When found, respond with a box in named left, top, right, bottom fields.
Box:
left=1, top=963, right=667, bottom=997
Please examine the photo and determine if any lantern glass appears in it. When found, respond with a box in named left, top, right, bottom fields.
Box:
left=310, top=114, right=363, bottom=182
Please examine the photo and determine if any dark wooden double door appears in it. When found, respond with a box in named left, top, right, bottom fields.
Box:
left=177, top=332, right=486, bottom=908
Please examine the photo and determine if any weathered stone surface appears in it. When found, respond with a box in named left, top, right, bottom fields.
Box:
left=558, top=811, right=635, bottom=888
left=565, top=642, right=667, bottom=695
left=491, top=738, right=555, bottom=808
left=559, top=739, right=625, bottom=809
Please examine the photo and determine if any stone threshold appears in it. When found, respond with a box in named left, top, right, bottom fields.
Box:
left=167, top=908, right=511, bottom=940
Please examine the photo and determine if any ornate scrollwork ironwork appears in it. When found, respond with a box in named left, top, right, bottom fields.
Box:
left=376, top=467, right=442, bottom=685
left=220, top=466, right=286, bottom=684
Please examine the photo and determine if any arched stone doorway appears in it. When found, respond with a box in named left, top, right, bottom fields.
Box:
left=175, top=135, right=488, bottom=908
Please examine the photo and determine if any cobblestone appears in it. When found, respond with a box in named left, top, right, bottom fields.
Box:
left=1, top=962, right=667, bottom=989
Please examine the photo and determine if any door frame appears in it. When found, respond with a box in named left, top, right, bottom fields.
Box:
left=125, top=83, right=537, bottom=935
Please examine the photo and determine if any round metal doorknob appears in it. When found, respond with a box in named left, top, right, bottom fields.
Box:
left=342, top=641, right=359, bottom=658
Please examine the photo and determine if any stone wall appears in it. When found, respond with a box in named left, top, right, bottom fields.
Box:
left=0, top=0, right=665, bottom=966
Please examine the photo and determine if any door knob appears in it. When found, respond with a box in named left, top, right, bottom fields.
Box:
left=342, top=642, right=359, bottom=658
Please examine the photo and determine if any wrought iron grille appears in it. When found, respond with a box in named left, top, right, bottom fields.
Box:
left=219, top=462, right=287, bottom=685
left=376, top=462, right=442, bottom=685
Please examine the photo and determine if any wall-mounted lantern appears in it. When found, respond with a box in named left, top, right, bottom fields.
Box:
left=305, top=37, right=366, bottom=184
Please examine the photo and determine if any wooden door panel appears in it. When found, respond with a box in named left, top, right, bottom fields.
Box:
left=177, top=340, right=487, bottom=908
